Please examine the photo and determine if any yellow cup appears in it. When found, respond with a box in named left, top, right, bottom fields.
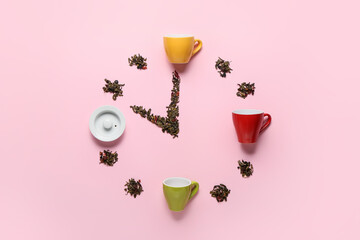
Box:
left=163, top=34, right=202, bottom=64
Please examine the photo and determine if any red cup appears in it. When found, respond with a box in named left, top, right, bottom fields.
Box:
left=232, top=109, right=271, bottom=143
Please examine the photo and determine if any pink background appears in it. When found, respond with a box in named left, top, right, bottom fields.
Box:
left=1, top=0, right=360, bottom=239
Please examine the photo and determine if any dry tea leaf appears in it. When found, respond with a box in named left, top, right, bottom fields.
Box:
left=124, top=178, right=144, bottom=198
left=99, top=150, right=118, bottom=166
left=103, top=79, right=125, bottom=101
left=237, top=160, right=254, bottom=178
left=237, top=82, right=255, bottom=99
left=128, top=54, right=147, bottom=70
left=130, top=71, right=180, bottom=138
left=215, top=57, right=232, bottom=77
left=210, top=184, right=231, bottom=202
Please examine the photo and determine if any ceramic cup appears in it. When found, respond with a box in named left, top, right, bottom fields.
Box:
left=163, top=177, right=199, bottom=212
left=163, top=34, right=202, bottom=64
left=232, top=109, right=271, bottom=143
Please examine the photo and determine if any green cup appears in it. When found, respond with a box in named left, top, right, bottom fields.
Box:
left=163, top=177, right=199, bottom=212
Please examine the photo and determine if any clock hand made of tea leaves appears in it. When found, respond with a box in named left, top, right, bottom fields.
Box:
left=129, top=71, right=180, bottom=138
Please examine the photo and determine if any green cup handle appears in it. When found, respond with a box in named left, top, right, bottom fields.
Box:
left=189, top=181, right=199, bottom=200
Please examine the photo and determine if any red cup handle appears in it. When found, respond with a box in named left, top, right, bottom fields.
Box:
left=259, top=113, right=271, bottom=134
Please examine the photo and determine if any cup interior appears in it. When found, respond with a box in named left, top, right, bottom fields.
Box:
left=164, top=34, right=193, bottom=38
left=163, top=177, right=191, bottom=187
left=233, top=109, right=264, bottom=115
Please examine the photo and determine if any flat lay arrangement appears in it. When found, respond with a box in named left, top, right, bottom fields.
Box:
left=3, top=1, right=358, bottom=239
left=88, top=35, right=271, bottom=212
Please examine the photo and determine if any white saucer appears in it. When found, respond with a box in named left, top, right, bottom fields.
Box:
left=89, top=105, right=126, bottom=142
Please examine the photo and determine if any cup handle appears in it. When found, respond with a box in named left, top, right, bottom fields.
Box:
left=259, top=113, right=271, bottom=134
left=189, top=181, right=199, bottom=200
left=192, top=39, right=202, bottom=56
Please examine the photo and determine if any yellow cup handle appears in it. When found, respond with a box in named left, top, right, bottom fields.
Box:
left=192, top=39, right=202, bottom=56
left=189, top=181, right=199, bottom=200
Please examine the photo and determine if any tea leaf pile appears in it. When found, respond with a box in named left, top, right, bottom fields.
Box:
left=215, top=57, right=232, bottom=77
left=99, top=150, right=118, bottom=166
left=210, top=184, right=231, bottom=202
left=103, top=79, right=125, bottom=101
left=128, top=54, right=147, bottom=70
left=237, top=82, right=255, bottom=99
left=124, top=178, right=144, bottom=198
left=237, top=160, right=254, bottom=178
